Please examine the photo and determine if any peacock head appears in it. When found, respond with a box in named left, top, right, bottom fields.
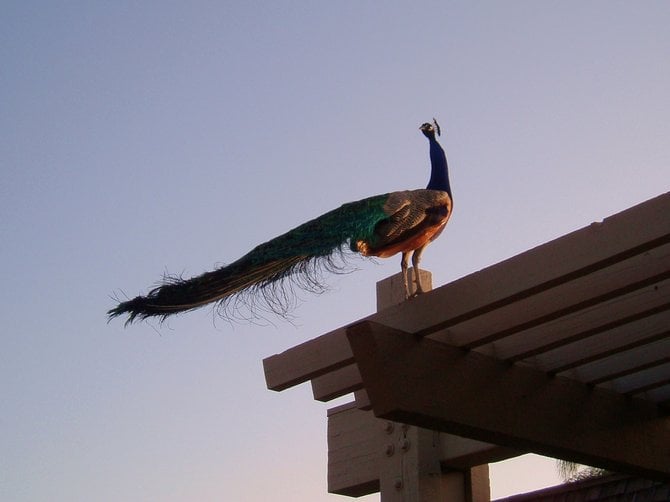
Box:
left=420, top=118, right=441, bottom=139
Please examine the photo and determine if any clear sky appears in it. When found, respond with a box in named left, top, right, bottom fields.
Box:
left=2, top=2, right=669, bottom=500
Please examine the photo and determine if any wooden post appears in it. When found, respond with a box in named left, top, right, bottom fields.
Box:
left=376, top=269, right=490, bottom=502
left=376, top=268, right=433, bottom=311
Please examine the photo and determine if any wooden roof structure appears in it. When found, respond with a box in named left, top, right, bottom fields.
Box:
left=263, top=192, right=670, bottom=499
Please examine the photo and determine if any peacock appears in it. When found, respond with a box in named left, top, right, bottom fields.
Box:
left=108, top=119, right=452, bottom=325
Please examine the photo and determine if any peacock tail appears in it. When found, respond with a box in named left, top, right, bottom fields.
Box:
left=108, top=194, right=392, bottom=325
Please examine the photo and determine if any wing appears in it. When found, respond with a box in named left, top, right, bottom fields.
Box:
left=361, top=189, right=452, bottom=258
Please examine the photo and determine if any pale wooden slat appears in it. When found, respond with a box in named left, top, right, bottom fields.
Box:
left=595, top=357, right=670, bottom=388
left=311, top=364, right=362, bottom=402
left=327, top=403, right=382, bottom=497
left=439, top=244, right=670, bottom=351
left=507, top=288, right=670, bottom=362
left=570, top=339, right=670, bottom=385
left=505, top=281, right=670, bottom=363
left=609, top=362, right=670, bottom=394
left=263, top=327, right=352, bottom=391
left=527, top=312, right=670, bottom=375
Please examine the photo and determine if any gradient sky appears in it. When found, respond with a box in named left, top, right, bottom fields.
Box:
left=2, top=2, right=669, bottom=501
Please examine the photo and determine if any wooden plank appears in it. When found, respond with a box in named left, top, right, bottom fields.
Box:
left=452, top=246, right=670, bottom=351
left=311, top=272, right=669, bottom=402
left=263, top=327, right=352, bottom=391
left=312, top=364, right=362, bottom=402
left=438, top=436, right=520, bottom=470
left=579, top=341, right=670, bottom=385
left=355, top=389, right=372, bottom=410
left=467, top=465, right=492, bottom=502
left=529, top=314, right=670, bottom=375
left=327, top=400, right=359, bottom=416
left=348, top=321, right=670, bottom=480
left=327, top=404, right=518, bottom=497
left=426, top=247, right=670, bottom=359
left=613, top=362, right=670, bottom=394
left=505, top=283, right=670, bottom=362
left=327, top=405, right=380, bottom=497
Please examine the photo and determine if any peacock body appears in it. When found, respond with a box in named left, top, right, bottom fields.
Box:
left=109, top=120, right=452, bottom=325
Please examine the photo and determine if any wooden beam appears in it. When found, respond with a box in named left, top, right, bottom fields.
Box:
left=312, top=364, right=362, bottom=402
left=263, top=327, right=352, bottom=391
left=354, top=389, right=372, bottom=409
left=347, top=321, right=670, bottom=480
left=458, top=256, right=670, bottom=351
left=438, top=436, right=520, bottom=471
left=327, top=403, right=381, bottom=497
left=506, top=291, right=670, bottom=363
left=548, top=325, right=670, bottom=376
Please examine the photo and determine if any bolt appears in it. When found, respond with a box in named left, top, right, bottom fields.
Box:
left=400, top=438, right=410, bottom=452
left=383, top=421, right=394, bottom=434
left=385, top=444, right=395, bottom=457
left=394, top=478, right=403, bottom=491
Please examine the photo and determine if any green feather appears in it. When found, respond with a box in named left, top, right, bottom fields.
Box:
left=108, top=193, right=391, bottom=324
left=247, top=194, right=389, bottom=261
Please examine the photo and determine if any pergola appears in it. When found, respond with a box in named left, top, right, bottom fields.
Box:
left=263, top=192, right=669, bottom=501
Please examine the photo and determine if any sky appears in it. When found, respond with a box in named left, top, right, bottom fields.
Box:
left=2, top=1, right=669, bottom=500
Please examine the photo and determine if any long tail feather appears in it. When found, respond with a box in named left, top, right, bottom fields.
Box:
left=108, top=195, right=388, bottom=325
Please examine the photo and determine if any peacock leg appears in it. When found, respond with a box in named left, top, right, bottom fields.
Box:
left=411, top=245, right=427, bottom=296
left=401, top=251, right=411, bottom=298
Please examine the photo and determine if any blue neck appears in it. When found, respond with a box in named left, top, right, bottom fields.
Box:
left=426, top=137, right=451, bottom=198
